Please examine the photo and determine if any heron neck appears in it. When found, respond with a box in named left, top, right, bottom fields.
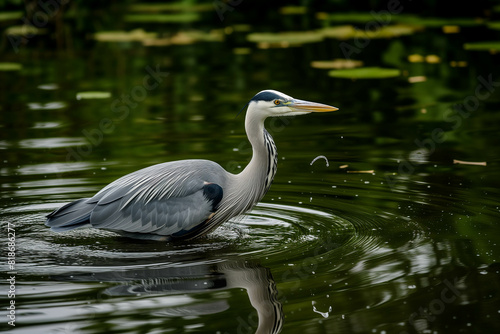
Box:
left=238, top=112, right=277, bottom=197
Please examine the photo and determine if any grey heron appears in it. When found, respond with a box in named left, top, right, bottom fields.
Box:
left=46, top=90, right=338, bottom=241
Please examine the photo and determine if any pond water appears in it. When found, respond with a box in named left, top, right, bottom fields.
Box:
left=1, top=4, right=500, bottom=334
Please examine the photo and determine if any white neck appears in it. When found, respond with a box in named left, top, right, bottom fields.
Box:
left=209, top=103, right=278, bottom=230
left=232, top=106, right=277, bottom=208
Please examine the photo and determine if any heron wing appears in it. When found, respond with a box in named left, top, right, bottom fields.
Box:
left=88, top=160, right=226, bottom=236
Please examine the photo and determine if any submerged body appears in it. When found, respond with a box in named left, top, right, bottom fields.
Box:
left=46, top=90, right=337, bottom=240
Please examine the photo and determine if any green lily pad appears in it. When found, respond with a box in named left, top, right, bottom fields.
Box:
left=487, top=21, right=500, bottom=30
left=364, top=24, right=421, bottom=38
left=279, top=6, right=307, bottom=15
left=176, top=30, right=224, bottom=42
left=325, top=12, right=379, bottom=23
left=6, top=25, right=44, bottom=36
left=233, top=47, right=251, bottom=55
left=311, top=59, right=363, bottom=69
left=124, top=13, right=200, bottom=23
left=0, top=63, right=22, bottom=71
left=129, top=3, right=213, bottom=12
left=464, top=41, right=500, bottom=51
left=93, top=29, right=158, bottom=42
left=396, top=15, right=480, bottom=27
left=323, top=12, right=480, bottom=27
left=76, top=92, right=112, bottom=100
left=321, top=25, right=357, bottom=39
left=0, top=11, right=23, bottom=22
left=247, top=31, right=323, bottom=46
left=328, top=67, right=400, bottom=79
left=321, top=24, right=421, bottom=40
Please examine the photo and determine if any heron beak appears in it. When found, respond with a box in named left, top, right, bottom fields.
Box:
left=287, top=99, right=339, bottom=112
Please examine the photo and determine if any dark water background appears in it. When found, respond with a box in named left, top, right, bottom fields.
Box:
left=1, top=1, right=500, bottom=333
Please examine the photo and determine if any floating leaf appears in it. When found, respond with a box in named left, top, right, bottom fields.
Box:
left=233, top=47, right=251, bottom=55
left=311, top=59, right=363, bottom=69
left=175, top=30, right=224, bottom=43
left=324, top=13, right=480, bottom=27
left=6, top=25, right=44, bottom=36
left=369, top=24, right=421, bottom=38
left=407, top=54, right=441, bottom=63
left=408, top=76, right=427, bottom=83
left=129, top=3, right=213, bottom=12
left=247, top=31, right=323, bottom=48
left=326, top=12, right=379, bottom=23
left=450, top=60, right=468, bottom=67
left=124, top=13, right=200, bottom=23
left=321, top=24, right=421, bottom=40
left=76, top=92, right=112, bottom=100
left=464, top=41, right=500, bottom=51
left=142, top=30, right=224, bottom=46
left=232, top=24, right=252, bottom=32
left=0, top=11, right=23, bottom=21
left=38, top=84, right=59, bottom=90
left=0, top=63, right=22, bottom=71
left=279, top=6, right=307, bottom=15
left=442, top=25, right=460, bottom=34
left=351, top=24, right=421, bottom=39
left=328, top=67, right=400, bottom=79
left=487, top=21, right=500, bottom=30
left=408, top=54, right=425, bottom=63
left=320, top=25, right=357, bottom=39
left=28, top=102, right=67, bottom=110
left=397, top=15, right=481, bottom=27
left=93, top=29, right=158, bottom=42
left=425, top=55, right=441, bottom=63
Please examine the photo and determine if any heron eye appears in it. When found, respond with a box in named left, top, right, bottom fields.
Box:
left=273, top=100, right=280, bottom=105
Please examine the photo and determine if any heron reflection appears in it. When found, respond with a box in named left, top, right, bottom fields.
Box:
left=58, top=260, right=283, bottom=334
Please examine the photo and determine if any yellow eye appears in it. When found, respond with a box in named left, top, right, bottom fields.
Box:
left=273, top=100, right=280, bottom=105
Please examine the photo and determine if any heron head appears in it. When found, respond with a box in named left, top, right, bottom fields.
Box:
left=247, top=89, right=338, bottom=118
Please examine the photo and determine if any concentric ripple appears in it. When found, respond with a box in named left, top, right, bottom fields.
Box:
left=1, top=197, right=426, bottom=291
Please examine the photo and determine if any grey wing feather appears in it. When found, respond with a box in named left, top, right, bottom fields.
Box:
left=88, top=160, right=226, bottom=236
left=46, top=198, right=94, bottom=231
left=94, top=160, right=217, bottom=207
left=46, top=160, right=227, bottom=238
left=91, top=190, right=214, bottom=235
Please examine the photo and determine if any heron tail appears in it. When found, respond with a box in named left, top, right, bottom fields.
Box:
left=45, top=198, right=95, bottom=232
